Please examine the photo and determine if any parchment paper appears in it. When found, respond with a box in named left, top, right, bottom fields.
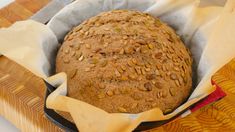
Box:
left=1, top=0, right=235, bottom=131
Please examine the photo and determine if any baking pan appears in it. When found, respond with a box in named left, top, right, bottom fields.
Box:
left=44, top=81, right=202, bottom=132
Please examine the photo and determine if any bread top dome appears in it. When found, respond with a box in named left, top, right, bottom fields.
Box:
left=56, top=10, right=192, bottom=114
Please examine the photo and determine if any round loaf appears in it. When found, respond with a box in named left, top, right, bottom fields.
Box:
left=56, top=10, right=192, bottom=114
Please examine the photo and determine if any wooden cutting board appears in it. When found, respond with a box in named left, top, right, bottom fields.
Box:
left=1, top=0, right=235, bottom=131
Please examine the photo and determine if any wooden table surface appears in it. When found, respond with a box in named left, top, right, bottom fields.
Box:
left=1, top=0, right=235, bottom=131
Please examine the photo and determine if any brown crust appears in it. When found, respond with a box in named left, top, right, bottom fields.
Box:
left=56, top=10, right=192, bottom=114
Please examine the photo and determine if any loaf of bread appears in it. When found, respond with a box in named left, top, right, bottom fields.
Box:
left=56, top=10, right=192, bottom=114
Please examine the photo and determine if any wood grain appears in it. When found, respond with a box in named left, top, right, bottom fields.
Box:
left=7, top=2, right=33, bottom=19
left=0, top=15, right=11, bottom=27
left=0, top=0, right=235, bottom=131
left=15, top=0, right=50, bottom=13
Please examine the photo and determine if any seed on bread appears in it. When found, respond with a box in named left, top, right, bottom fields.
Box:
left=69, top=69, right=77, bottom=79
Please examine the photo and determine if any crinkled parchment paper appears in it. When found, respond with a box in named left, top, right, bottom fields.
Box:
left=1, top=0, right=235, bottom=131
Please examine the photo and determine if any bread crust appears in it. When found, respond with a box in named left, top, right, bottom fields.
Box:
left=56, top=10, right=192, bottom=114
